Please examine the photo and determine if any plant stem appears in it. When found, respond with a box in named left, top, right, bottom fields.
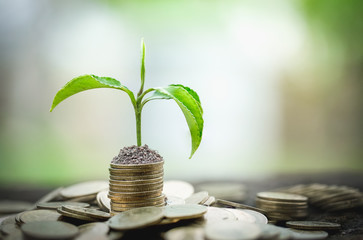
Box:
left=135, top=105, right=142, bottom=146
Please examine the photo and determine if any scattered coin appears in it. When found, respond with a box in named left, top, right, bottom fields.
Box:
left=19, top=209, right=62, bottom=224
left=37, top=201, right=90, bottom=210
left=97, top=190, right=111, bottom=212
left=165, top=195, right=186, bottom=205
left=36, top=187, right=64, bottom=204
left=67, top=194, right=97, bottom=203
left=78, top=222, right=109, bottom=235
left=242, top=209, right=268, bottom=224
left=0, top=215, right=17, bottom=226
left=0, top=201, right=33, bottom=214
left=215, top=199, right=267, bottom=215
left=288, top=229, right=329, bottom=239
left=164, top=226, right=204, bottom=240
left=185, top=191, right=209, bottom=205
left=60, top=181, right=108, bottom=199
left=203, top=196, right=216, bottom=206
left=203, top=207, right=237, bottom=225
left=196, top=182, right=246, bottom=201
left=163, top=180, right=195, bottom=199
left=286, top=221, right=341, bottom=231
left=205, top=220, right=261, bottom=240
left=57, top=207, right=97, bottom=222
left=62, top=205, right=111, bottom=220
left=0, top=223, right=20, bottom=235
left=108, top=206, right=164, bottom=230
left=224, top=208, right=256, bottom=223
left=257, top=224, right=293, bottom=240
left=21, top=221, right=79, bottom=240
left=164, top=204, right=207, bottom=220
left=257, top=192, right=308, bottom=202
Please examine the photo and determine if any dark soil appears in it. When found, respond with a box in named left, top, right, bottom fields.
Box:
left=111, top=145, right=163, bottom=165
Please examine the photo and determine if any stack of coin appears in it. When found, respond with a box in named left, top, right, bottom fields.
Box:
left=108, top=161, right=165, bottom=214
left=275, top=183, right=363, bottom=211
left=256, top=192, right=308, bottom=221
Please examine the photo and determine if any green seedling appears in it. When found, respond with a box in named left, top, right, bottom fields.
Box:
left=50, top=39, right=203, bottom=158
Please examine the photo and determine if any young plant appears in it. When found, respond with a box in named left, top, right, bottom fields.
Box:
left=50, top=39, right=203, bottom=158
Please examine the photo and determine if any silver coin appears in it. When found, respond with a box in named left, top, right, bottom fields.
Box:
left=185, top=191, right=209, bottom=205
left=205, top=220, right=261, bottom=240
left=37, top=201, right=90, bottom=210
left=108, top=206, right=163, bottom=230
left=203, top=207, right=237, bottom=225
left=242, top=209, right=268, bottom=224
left=224, top=208, right=256, bottom=223
left=166, top=195, right=186, bottom=205
left=289, top=229, right=328, bottom=239
left=164, top=204, right=207, bottom=220
left=286, top=221, right=341, bottom=230
left=60, top=181, right=108, bottom=199
left=21, top=221, right=79, bottom=240
left=0, top=201, right=33, bottom=214
left=163, top=180, right=194, bottom=199
left=164, top=226, right=204, bottom=240
left=19, top=210, right=62, bottom=223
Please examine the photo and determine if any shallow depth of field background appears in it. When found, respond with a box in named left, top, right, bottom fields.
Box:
left=0, top=0, right=362, bottom=185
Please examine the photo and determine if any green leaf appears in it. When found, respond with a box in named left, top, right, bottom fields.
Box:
left=50, top=74, right=135, bottom=112
left=138, top=38, right=146, bottom=96
left=148, top=85, right=203, bottom=158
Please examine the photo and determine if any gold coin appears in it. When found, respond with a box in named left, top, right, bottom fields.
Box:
left=257, top=192, right=308, bottom=202
left=111, top=197, right=165, bottom=208
left=109, top=177, right=163, bottom=185
left=163, top=204, right=207, bottom=220
left=110, top=161, right=163, bottom=170
left=109, top=183, right=163, bottom=192
left=60, top=181, right=108, bottom=199
left=61, top=205, right=110, bottom=220
left=110, top=194, right=165, bottom=204
left=109, top=168, right=163, bottom=176
left=108, top=189, right=162, bottom=200
left=109, top=172, right=163, bottom=181
left=21, top=221, right=79, bottom=240
left=111, top=202, right=165, bottom=212
left=108, top=206, right=164, bottom=230
left=19, top=210, right=62, bottom=224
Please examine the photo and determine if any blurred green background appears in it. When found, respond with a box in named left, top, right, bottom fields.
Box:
left=0, top=0, right=362, bottom=186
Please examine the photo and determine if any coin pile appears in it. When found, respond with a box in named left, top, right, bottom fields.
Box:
left=108, top=161, right=165, bottom=214
left=275, top=183, right=363, bottom=211
left=0, top=180, right=340, bottom=240
left=256, top=191, right=308, bottom=221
